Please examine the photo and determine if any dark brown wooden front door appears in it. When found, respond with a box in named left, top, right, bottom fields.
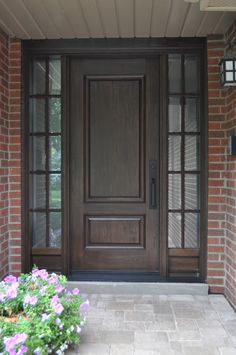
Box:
left=69, top=57, right=160, bottom=279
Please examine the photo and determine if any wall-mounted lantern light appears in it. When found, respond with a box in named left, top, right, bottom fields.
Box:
left=219, top=41, right=236, bottom=87
left=219, top=58, right=236, bottom=86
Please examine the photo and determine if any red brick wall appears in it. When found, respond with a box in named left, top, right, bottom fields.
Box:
left=8, top=39, right=21, bottom=275
left=0, top=29, right=9, bottom=277
left=0, top=31, right=21, bottom=279
left=207, top=19, right=236, bottom=308
left=0, top=22, right=236, bottom=308
left=224, top=21, right=236, bottom=308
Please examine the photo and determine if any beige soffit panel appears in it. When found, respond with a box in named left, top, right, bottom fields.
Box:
left=0, top=0, right=235, bottom=39
left=200, top=0, right=236, bottom=11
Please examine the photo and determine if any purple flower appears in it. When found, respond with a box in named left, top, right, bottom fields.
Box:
left=41, top=313, right=50, bottom=321
left=32, top=268, right=48, bottom=280
left=11, top=282, right=19, bottom=289
left=39, top=286, right=46, bottom=296
left=48, top=276, right=57, bottom=284
left=18, top=345, right=28, bottom=355
left=4, top=275, right=17, bottom=283
left=55, top=317, right=61, bottom=325
left=80, top=300, right=89, bottom=313
left=24, top=295, right=37, bottom=306
left=53, top=303, right=64, bottom=315
left=0, top=292, right=5, bottom=302
left=50, top=295, right=59, bottom=307
left=75, top=325, right=82, bottom=334
left=55, top=284, right=63, bottom=293
left=6, top=287, right=17, bottom=299
left=72, top=288, right=80, bottom=296
left=4, top=333, right=28, bottom=354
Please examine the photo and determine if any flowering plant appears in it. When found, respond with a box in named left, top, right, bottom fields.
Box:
left=0, top=268, right=89, bottom=355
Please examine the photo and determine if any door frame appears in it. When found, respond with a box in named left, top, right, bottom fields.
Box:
left=22, top=38, right=208, bottom=282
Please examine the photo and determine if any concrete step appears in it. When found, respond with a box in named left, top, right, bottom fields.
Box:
left=67, top=282, right=208, bottom=296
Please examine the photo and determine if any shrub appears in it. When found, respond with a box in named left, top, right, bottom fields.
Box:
left=0, top=268, right=89, bottom=354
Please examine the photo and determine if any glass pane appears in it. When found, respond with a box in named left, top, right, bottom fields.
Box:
left=168, top=54, right=182, bottom=93
left=32, top=212, right=46, bottom=248
left=30, top=137, right=45, bottom=171
left=30, top=174, right=46, bottom=209
left=226, top=72, right=234, bottom=81
left=168, top=136, right=181, bottom=171
left=169, top=97, right=181, bottom=132
left=49, top=98, right=61, bottom=133
left=30, top=59, right=46, bottom=95
left=49, top=136, right=61, bottom=171
left=29, top=98, right=45, bottom=133
left=185, top=174, right=200, bottom=210
left=185, top=136, right=199, bottom=171
left=185, top=56, right=199, bottom=93
left=49, top=212, right=61, bottom=248
left=168, top=174, right=181, bottom=210
left=185, top=213, right=200, bottom=248
left=185, top=98, right=199, bottom=132
left=49, top=58, right=61, bottom=94
left=168, top=213, right=182, bottom=248
left=49, top=174, right=61, bottom=208
left=226, top=60, right=233, bottom=70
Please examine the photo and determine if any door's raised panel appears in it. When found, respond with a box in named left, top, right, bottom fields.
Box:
left=85, top=216, right=145, bottom=248
left=70, top=58, right=159, bottom=276
left=85, top=75, right=145, bottom=202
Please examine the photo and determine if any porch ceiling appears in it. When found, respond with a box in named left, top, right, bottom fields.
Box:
left=0, top=0, right=235, bottom=40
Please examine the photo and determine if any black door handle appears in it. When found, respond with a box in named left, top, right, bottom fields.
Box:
left=151, top=178, right=156, bottom=208
left=149, top=160, right=157, bottom=209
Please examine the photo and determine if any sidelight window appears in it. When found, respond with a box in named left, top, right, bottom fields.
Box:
left=168, top=54, right=200, bottom=249
left=29, top=57, right=62, bottom=249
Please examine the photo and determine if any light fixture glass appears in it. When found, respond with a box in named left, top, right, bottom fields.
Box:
left=219, top=58, right=236, bottom=87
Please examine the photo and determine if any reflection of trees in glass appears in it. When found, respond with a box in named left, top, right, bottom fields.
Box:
left=50, top=136, right=61, bottom=171
left=50, top=174, right=61, bottom=208
left=50, top=98, right=61, bottom=132
left=50, top=212, right=61, bottom=248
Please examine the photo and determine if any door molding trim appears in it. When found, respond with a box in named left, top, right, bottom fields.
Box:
left=22, top=38, right=207, bottom=281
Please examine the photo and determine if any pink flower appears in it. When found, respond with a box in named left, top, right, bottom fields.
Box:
left=19, top=345, right=28, bottom=354
left=6, top=287, right=17, bottom=300
left=32, top=268, right=48, bottom=280
left=4, top=333, right=28, bottom=354
left=39, top=287, right=46, bottom=296
left=24, top=295, right=37, bottom=306
left=72, top=288, right=79, bottom=295
left=55, top=284, right=63, bottom=293
left=4, top=275, right=17, bottom=283
left=48, top=276, right=57, bottom=284
left=50, top=295, right=59, bottom=307
left=41, top=313, right=50, bottom=321
left=53, top=303, right=64, bottom=315
left=80, top=300, right=89, bottom=313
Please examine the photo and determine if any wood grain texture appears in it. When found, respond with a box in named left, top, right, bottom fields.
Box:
left=69, top=57, right=159, bottom=274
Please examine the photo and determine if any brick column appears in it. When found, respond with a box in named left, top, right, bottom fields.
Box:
left=8, top=39, right=22, bottom=275
left=0, top=29, right=9, bottom=277
left=207, top=19, right=236, bottom=309
left=0, top=31, right=21, bottom=279
left=207, top=34, right=226, bottom=293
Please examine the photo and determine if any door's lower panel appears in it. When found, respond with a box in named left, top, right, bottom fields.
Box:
left=168, top=248, right=200, bottom=278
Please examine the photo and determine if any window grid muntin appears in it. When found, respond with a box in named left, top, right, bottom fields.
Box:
left=29, top=56, right=62, bottom=248
left=168, top=54, right=200, bottom=249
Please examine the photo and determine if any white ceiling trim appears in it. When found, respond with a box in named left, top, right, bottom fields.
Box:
left=0, top=0, right=234, bottom=40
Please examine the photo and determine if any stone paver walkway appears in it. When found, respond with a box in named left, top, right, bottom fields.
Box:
left=68, top=294, right=236, bottom=355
